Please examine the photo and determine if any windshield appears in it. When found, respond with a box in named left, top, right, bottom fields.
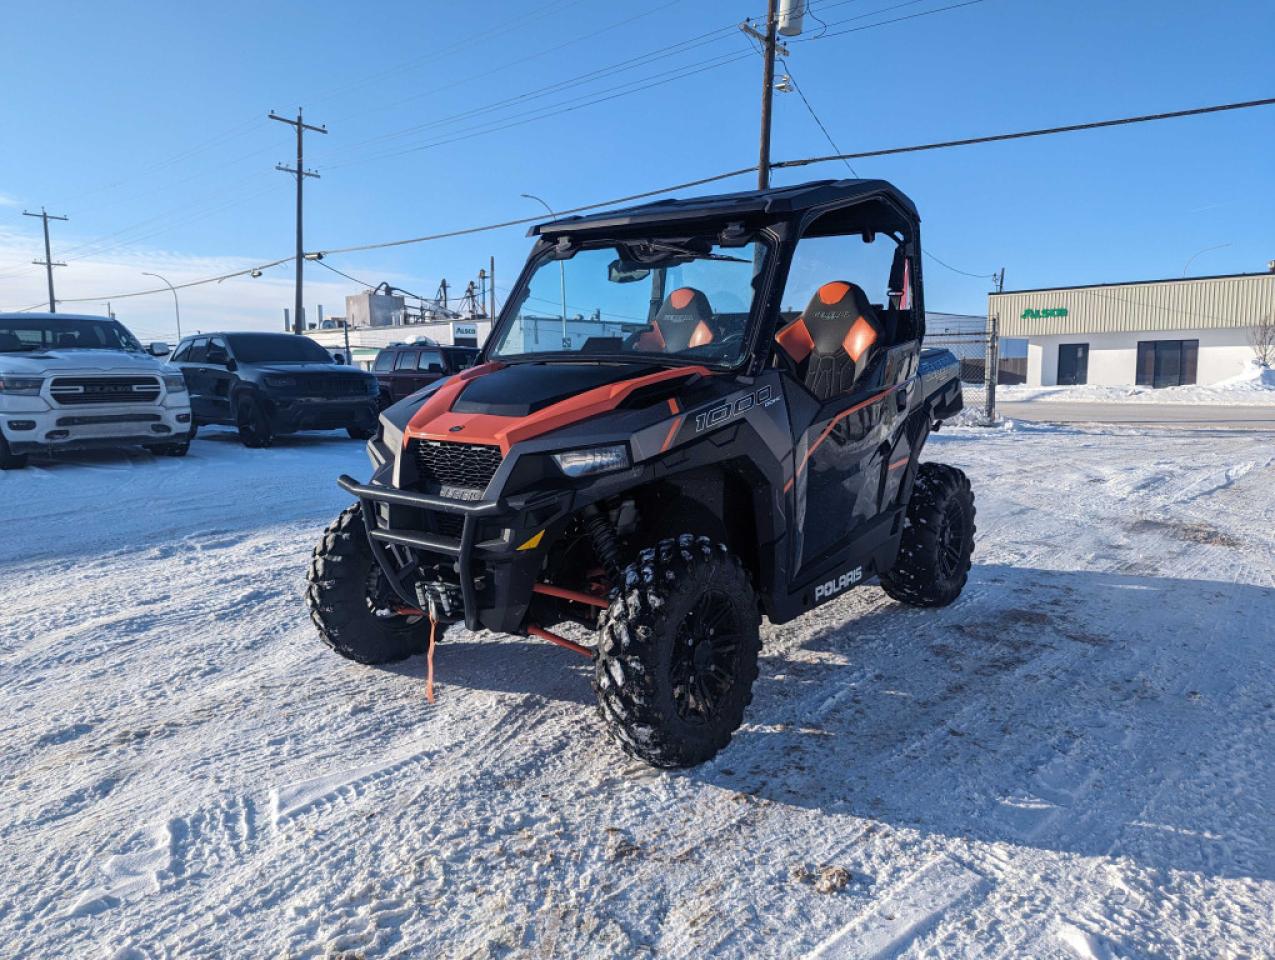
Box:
left=0, top=316, right=143, bottom=353
left=225, top=334, right=332, bottom=363
left=489, top=238, right=768, bottom=366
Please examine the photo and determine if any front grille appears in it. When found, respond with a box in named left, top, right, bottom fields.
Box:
left=50, top=376, right=161, bottom=406
left=288, top=375, right=371, bottom=398
left=414, top=439, right=503, bottom=490
left=57, top=413, right=162, bottom=426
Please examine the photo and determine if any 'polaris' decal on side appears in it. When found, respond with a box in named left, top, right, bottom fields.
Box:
left=814, top=566, right=863, bottom=601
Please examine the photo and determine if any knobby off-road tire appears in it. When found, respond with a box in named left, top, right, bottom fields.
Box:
left=306, top=503, right=439, bottom=664
left=880, top=462, right=975, bottom=608
left=594, top=535, right=762, bottom=769
left=237, top=397, right=274, bottom=448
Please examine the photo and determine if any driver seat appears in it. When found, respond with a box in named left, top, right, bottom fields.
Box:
left=637, top=287, right=716, bottom=352
left=775, top=281, right=884, bottom=400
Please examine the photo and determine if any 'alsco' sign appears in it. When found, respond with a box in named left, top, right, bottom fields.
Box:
left=1020, top=307, right=1068, bottom=320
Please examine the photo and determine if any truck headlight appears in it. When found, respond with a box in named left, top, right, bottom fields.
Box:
left=551, top=444, right=629, bottom=478
left=0, top=377, right=43, bottom=396
left=163, top=374, right=187, bottom=394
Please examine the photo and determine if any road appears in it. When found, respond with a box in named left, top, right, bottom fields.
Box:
left=999, top=400, right=1275, bottom=429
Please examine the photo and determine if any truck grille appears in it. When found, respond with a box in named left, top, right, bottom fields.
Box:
left=414, top=439, right=502, bottom=490
left=288, top=375, right=371, bottom=398
left=50, top=376, right=161, bottom=405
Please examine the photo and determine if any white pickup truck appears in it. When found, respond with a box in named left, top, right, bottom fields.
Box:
left=0, top=312, right=193, bottom=469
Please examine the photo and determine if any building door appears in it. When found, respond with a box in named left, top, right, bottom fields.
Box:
left=1057, top=343, right=1089, bottom=385
left=1136, top=340, right=1199, bottom=388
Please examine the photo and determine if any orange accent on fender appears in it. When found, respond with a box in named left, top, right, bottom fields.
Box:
left=888, top=456, right=910, bottom=471
left=775, top=317, right=814, bottom=363
left=660, top=414, right=684, bottom=453
left=667, top=398, right=681, bottom=414
left=783, top=385, right=899, bottom=493
left=818, top=280, right=851, bottom=305
left=406, top=364, right=710, bottom=455
left=842, top=315, right=878, bottom=363
left=669, top=287, right=695, bottom=309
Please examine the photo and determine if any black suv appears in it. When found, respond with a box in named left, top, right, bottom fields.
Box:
left=170, top=332, right=378, bottom=447
left=371, top=341, right=479, bottom=409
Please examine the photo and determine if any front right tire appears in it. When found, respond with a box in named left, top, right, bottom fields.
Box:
left=594, top=535, right=761, bottom=769
left=306, top=503, right=437, bottom=664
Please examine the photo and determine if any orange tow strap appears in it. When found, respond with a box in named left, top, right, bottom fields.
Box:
left=425, top=613, right=438, bottom=704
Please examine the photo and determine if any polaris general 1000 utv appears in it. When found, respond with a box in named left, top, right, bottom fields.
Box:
left=307, top=179, right=974, bottom=768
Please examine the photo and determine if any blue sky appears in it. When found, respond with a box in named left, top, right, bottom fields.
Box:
left=1, top=0, right=1271, bottom=340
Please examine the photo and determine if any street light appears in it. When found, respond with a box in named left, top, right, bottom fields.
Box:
left=521, top=193, right=569, bottom=349
left=141, top=271, right=181, bottom=340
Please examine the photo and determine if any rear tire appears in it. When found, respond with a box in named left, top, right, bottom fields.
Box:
left=306, top=503, right=439, bottom=664
left=594, top=535, right=761, bottom=769
left=237, top=397, right=273, bottom=448
left=0, top=436, right=28, bottom=470
left=879, top=462, right=975, bottom=607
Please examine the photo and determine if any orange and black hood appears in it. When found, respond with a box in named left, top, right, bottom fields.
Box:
left=401, top=361, right=708, bottom=455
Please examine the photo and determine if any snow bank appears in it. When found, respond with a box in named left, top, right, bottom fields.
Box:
left=1000, top=360, right=1275, bottom=405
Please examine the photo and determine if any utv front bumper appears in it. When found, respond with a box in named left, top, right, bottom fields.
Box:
left=337, top=474, right=571, bottom=633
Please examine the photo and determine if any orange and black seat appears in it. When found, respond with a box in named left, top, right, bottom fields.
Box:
left=775, top=281, right=884, bottom=400
left=636, top=287, right=716, bottom=353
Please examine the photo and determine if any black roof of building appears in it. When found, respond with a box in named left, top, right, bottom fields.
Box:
left=530, top=179, right=918, bottom=236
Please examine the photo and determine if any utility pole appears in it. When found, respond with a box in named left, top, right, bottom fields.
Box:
left=743, top=0, right=784, bottom=190
left=984, top=268, right=1005, bottom=423
left=270, top=108, right=327, bottom=335
left=24, top=208, right=68, bottom=312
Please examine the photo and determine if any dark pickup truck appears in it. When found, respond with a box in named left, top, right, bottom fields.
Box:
left=371, top=341, right=479, bottom=409
left=170, top=331, right=379, bottom=447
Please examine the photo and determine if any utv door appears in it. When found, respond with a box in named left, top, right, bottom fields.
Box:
left=792, top=348, right=911, bottom=573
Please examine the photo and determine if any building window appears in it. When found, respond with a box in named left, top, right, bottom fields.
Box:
left=1057, top=343, right=1088, bottom=385
left=1136, top=339, right=1198, bottom=388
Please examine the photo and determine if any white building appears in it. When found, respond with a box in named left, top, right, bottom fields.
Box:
left=991, top=272, right=1273, bottom=387
left=307, top=319, right=490, bottom=369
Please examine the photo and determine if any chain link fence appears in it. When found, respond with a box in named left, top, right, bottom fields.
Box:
left=926, top=314, right=998, bottom=422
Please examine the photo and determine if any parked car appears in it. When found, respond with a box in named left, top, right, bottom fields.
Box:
left=371, top=341, right=479, bottom=408
left=0, top=312, right=191, bottom=468
left=169, top=332, right=378, bottom=447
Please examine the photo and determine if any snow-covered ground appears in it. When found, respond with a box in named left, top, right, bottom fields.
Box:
left=2, top=423, right=1274, bottom=959
left=1000, top=360, right=1275, bottom=405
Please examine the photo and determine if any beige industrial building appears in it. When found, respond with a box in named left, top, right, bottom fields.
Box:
left=991, top=271, right=1273, bottom=387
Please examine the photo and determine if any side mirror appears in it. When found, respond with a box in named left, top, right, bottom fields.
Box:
left=148, top=341, right=170, bottom=357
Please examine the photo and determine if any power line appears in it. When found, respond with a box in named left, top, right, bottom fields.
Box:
left=771, top=96, right=1275, bottom=170
left=52, top=95, right=1275, bottom=305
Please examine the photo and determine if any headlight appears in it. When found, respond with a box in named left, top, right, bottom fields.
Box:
left=163, top=374, right=187, bottom=394
left=552, top=444, right=630, bottom=478
left=264, top=375, right=297, bottom=388
left=0, top=377, right=43, bottom=396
